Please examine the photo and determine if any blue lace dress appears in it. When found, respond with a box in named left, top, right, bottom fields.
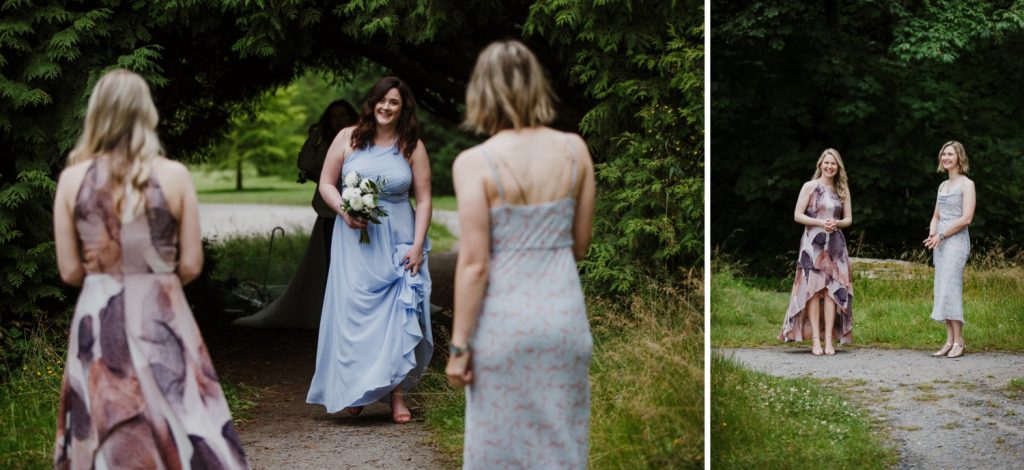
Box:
left=930, top=183, right=970, bottom=323
left=306, top=143, right=432, bottom=412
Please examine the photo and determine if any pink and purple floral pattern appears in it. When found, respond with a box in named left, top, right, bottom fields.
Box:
left=779, top=183, right=854, bottom=344
left=54, top=158, right=248, bottom=470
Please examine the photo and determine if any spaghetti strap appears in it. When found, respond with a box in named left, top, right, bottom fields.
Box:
left=479, top=147, right=506, bottom=203
left=565, top=135, right=579, bottom=198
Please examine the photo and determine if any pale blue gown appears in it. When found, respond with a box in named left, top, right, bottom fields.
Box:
left=306, top=143, right=432, bottom=412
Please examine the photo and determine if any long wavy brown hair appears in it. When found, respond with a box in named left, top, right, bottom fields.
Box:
left=350, top=77, right=419, bottom=159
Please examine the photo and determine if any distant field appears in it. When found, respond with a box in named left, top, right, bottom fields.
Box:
left=193, top=168, right=456, bottom=210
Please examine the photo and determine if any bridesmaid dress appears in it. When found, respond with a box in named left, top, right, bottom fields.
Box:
left=779, top=182, right=854, bottom=344
left=306, top=143, right=433, bottom=412
left=930, top=182, right=970, bottom=323
left=463, top=142, right=593, bottom=469
left=54, top=158, right=248, bottom=469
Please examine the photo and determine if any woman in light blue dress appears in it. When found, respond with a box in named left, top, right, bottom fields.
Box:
left=923, top=140, right=975, bottom=359
left=446, top=40, right=597, bottom=469
left=307, top=77, right=433, bottom=423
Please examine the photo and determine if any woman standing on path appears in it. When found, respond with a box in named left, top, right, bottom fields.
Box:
left=52, top=69, right=248, bottom=469
left=306, top=77, right=433, bottom=423
left=924, top=141, right=975, bottom=358
left=445, top=39, right=597, bottom=468
left=779, top=149, right=854, bottom=356
left=234, top=99, right=358, bottom=329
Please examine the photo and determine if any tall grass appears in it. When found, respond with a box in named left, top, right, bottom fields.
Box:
left=0, top=333, right=63, bottom=469
left=418, top=285, right=705, bottom=469
left=712, top=261, right=1024, bottom=351
left=711, top=355, right=897, bottom=469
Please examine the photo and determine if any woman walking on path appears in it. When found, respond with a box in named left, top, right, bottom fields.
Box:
left=779, top=148, right=854, bottom=356
left=52, top=69, right=248, bottom=469
left=234, top=99, right=358, bottom=329
left=306, top=77, right=433, bottom=424
left=445, top=39, right=597, bottom=469
left=924, top=141, right=975, bottom=358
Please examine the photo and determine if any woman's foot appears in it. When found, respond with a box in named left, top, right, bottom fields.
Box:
left=932, top=342, right=953, bottom=357
left=947, top=342, right=966, bottom=358
left=390, top=392, right=411, bottom=424
left=344, top=406, right=364, bottom=416
left=824, top=340, right=836, bottom=356
left=811, top=337, right=823, bottom=356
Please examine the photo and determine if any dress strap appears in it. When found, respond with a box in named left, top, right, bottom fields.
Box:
left=565, top=135, right=579, bottom=198
left=479, top=147, right=506, bottom=204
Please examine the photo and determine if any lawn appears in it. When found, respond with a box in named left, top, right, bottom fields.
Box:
left=711, top=260, right=1024, bottom=351
left=193, top=167, right=457, bottom=210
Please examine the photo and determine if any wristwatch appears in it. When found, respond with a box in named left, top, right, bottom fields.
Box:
left=938, top=233, right=946, bottom=241
left=449, top=343, right=470, bottom=357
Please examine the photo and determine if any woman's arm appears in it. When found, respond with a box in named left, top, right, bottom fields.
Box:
left=793, top=181, right=823, bottom=227
left=319, top=127, right=365, bottom=230
left=924, top=193, right=942, bottom=249
left=570, top=134, right=596, bottom=261
left=163, top=160, right=204, bottom=285
left=53, top=166, right=86, bottom=286
left=403, top=140, right=432, bottom=275
left=445, top=149, right=492, bottom=388
left=835, top=191, right=853, bottom=229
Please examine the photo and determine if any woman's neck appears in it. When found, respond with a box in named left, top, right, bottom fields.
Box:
left=947, top=169, right=963, bottom=180
left=374, top=126, right=397, bottom=147
left=817, top=175, right=835, bottom=187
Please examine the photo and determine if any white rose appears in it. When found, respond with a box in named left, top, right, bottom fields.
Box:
left=349, top=195, right=365, bottom=212
left=361, top=194, right=376, bottom=209
left=359, top=178, right=373, bottom=192
left=341, top=188, right=360, bottom=202
left=344, top=172, right=359, bottom=188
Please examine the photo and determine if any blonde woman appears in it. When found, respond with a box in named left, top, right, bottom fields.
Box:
left=444, top=39, right=597, bottom=468
left=779, top=149, right=854, bottom=356
left=924, top=141, right=975, bottom=358
left=52, top=70, right=248, bottom=468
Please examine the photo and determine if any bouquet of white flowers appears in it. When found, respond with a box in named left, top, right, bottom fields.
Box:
left=340, top=171, right=389, bottom=244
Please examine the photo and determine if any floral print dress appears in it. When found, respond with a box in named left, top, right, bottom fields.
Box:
left=54, top=158, right=248, bottom=469
left=779, top=182, right=854, bottom=344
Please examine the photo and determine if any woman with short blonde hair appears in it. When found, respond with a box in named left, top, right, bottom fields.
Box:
left=446, top=39, right=597, bottom=469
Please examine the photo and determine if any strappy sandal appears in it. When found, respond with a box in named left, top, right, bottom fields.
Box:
left=946, top=342, right=966, bottom=358
left=932, top=342, right=953, bottom=357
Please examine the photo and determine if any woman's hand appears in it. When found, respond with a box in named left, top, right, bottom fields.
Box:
left=923, top=233, right=941, bottom=250
left=445, top=352, right=473, bottom=388
left=823, top=219, right=837, bottom=233
left=402, top=243, right=424, bottom=276
left=340, top=210, right=368, bottom=230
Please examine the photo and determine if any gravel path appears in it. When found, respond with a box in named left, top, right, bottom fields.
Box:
left=719, top=347, right=1024, bottom=469
left=212, top=327, right=448, bottom=469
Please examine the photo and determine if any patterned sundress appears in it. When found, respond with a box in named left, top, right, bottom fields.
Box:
left=463, top=142, right=593, bottom=469
left=54, top=158, right=248, bottom=469
left=779, top=182, right=854, bottom=344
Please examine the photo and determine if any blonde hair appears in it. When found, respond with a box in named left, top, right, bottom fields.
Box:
left=812, top=148, right=850, bottom=201
left=68, top=69, right=164, bottom=217
left=936, top=140, right=969, bottom=174
left=463, top=39, right=556, bottom=135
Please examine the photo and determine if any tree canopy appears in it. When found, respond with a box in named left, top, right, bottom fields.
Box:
left=712, top=0, right=1024, bottom=272
left=1, top=1, right=702, bottom=330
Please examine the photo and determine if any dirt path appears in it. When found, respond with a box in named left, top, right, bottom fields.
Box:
left=210, top=326, right=448, bottom=469
left=719, top=347, right=1024, bottom=469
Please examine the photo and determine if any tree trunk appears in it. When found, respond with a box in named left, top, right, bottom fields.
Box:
left=236, top=158, right=243, bottom=191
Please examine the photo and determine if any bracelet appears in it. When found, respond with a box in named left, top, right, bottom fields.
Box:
left=448, top=343, right=470, bottom=357
left=938, top=233, right=946, bottom=241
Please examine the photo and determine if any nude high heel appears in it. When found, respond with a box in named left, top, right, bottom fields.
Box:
left=932, top=342, right=953, bottom=357
left=946, top=342, right=965, bottom=358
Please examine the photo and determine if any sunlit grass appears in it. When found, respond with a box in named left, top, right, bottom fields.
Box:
left=711, top=355, right=897, bottom=469
left=193, top=167, right=457, bottom=210
left=711, top=261, right=1024, bottom=351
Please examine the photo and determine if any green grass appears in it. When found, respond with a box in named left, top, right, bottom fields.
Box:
left=418, top=286, right=705, bottom=469
left=711, top=355, right=897, bottom=469
left=0, top=334, right=62, bottom=470
left=193, top=167, right=457, bottom=210
left=712, top=261, right=1024, bottom=351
